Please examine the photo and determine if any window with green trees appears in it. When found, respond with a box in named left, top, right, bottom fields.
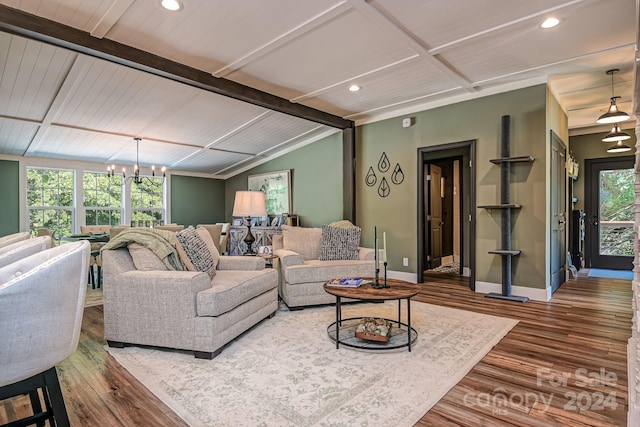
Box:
left=83, top=172, right=123, bottom=226
left=599, top=168, right=634, bottom=256
left=27, top=167, right=74, bottom=241
left=131, top=176, right=165, bottom=225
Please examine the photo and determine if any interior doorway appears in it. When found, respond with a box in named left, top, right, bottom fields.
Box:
left=417, top=141, right=476, bottom=290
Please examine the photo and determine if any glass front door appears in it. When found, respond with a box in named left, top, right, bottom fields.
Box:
left=586, top=156, right=634, bottom=270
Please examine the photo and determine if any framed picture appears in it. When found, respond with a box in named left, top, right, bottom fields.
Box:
left=248, top=170, right=291, bottom=215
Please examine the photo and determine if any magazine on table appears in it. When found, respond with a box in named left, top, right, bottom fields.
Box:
left=326, top=277, right=366, bottom=288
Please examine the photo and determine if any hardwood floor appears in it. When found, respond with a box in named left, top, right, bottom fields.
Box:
left=1, top=271, right=632, bottom=426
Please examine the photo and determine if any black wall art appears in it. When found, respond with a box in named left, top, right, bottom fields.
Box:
left=365, top=151, right=404, bottom=198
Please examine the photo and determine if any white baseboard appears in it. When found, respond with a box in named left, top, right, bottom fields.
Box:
left=475, top=281, right=551, bottom=302
left=462, top=267, right=471, bottom=277
left=388, top=270, right=418, bottom=284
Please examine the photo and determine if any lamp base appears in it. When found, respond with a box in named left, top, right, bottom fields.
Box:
left=244, top=222, right=256, bottom=255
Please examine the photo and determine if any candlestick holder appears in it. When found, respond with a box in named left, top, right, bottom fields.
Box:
left=372, top=263, right=390, bottom=289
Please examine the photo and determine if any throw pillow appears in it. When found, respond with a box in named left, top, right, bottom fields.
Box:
left=281, top=225, right=322, bottom=260
left=128, top=243, right=168, bottom=271
left=175, top=226, right=216, bottom=278
left=319, top=224, right=361, bottom=261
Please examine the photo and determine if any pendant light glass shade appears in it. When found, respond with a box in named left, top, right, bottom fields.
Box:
left=606, top=140, right=632, bottom=153
left=602, top=124, right=631, bottom=142
left=596, top=69, right=630, bottom=124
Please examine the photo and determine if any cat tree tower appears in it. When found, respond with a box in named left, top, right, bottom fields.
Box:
left=478, top=115, right=533, bottom=303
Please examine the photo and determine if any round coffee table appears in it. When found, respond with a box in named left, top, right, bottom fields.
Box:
left=323, top=279, right=420, bottom=352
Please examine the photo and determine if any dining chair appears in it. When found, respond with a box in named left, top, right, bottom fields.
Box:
left=80, top=226, right=110, bottom=288
left=37, top=227, right=58, bottom=246
left=0, top=240, right=90, bottom=427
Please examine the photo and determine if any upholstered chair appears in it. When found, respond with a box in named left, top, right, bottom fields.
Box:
left=109, top=225, right=131, bottom=240
left=0, top=240, right=90, bottom=426
left=0, top=236, right=52, bottom=269
left=153, top=224, right=185, bottom=232
left=217, top=222, right=231, bottom=255
left=37, top=227, right=58, bottom=246
left=197, top=224, right=224, bottom=253
left=0, top=231, right=31, bottom=249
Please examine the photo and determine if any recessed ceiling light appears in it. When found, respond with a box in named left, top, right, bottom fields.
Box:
left=541, top=17, right=559, bottom=29
left=348, top=84, right=361, bottom=92
left=160, top=0, right=183, bottom=11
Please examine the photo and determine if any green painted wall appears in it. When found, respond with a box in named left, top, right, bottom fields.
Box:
left=356, top=84, right=549, bottom=289
left=170, top=175, right=225, bottom=227
left=225, top=131, right=344, bottom=227
left=569, top=129, right=636, bottom=211
left=0, top=159, right=20, bottom=236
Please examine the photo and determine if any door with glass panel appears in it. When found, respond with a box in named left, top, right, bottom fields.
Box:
left=585, top=156, right=634, bottom=270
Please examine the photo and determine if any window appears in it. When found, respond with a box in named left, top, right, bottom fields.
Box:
left=83, top=172, right=123, bottom=226
left=27, top=167, right=74, bottom=240
left=131, top=176, right=165, bottom=225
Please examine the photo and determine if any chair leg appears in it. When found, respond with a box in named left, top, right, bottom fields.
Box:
left=88, top=264, right=95, bottom=289
left=42, top=366, right=70, bottom=427
left=97, top=265, right=102, bottom=288
left=28, top=390, right=45, bottom=427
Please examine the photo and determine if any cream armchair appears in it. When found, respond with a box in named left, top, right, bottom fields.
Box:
left=0, top=236, right=52, bottom=269
left=0, top=231, right=31, bottom=249
left=0, top=240, right=90, bottom=426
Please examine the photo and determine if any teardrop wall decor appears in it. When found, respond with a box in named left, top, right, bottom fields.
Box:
left=365, top=166, right=377, bottom=187
left=378, top=177, right=390, bottom=197
left=391, top=163, right=404, bottom=184
left=378, top=152, right=390, bottom=172
left=365, top=152, right=404, bottom=198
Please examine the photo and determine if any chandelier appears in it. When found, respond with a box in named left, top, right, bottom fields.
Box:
left=107, top=138, right=166, bottom=186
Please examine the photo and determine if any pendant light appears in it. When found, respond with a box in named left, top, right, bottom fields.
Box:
left=597, top=69, right=630, bottom=124
left=602, top=123, right=630, bottom=142
left=606, top=140, right=632, bottom=153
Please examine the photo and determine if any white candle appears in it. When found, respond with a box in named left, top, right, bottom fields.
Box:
left=383, top=232, right=387, bottom=262
left=375, top=238, right=379, bottom=267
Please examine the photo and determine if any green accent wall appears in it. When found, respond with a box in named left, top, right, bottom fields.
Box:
left=225, top=132, right=344, bottom=227
left=170, top=175, right=225, bottom=227
left=356, top=84, right=552, bottom=289
left=0, top=159, right=20, bottom=236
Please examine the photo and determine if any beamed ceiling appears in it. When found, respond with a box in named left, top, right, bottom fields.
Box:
left=0, top=0, right=637, bottom=178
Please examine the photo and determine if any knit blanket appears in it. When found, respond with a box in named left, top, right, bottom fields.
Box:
left=101, top=228, right=184, bottom=271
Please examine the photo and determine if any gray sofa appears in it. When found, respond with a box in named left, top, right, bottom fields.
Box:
left=273, top=225, right=377, bottom=309
left=102, top=248, right=278, bottom=359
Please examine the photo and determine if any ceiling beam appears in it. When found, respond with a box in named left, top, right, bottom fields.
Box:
left=0, top=4, right=354, bottom=130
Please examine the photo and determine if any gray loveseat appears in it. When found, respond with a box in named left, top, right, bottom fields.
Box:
left=102, top=245, right=278, bottom=359
left=273, top=225, right=377, bottom=310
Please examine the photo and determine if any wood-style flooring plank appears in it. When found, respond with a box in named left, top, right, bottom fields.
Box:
left=0, top=270, right=632, bottom=426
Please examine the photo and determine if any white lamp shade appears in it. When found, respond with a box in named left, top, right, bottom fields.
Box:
left=232, top=191, right=267, bottom=217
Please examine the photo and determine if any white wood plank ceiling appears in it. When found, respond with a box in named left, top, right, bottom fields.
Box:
left=0, top=0, right=637, bottom=177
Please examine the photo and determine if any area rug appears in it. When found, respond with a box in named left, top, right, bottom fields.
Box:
left=84, top=288, right=103, bottom=307
left=430, top=261, right=460, bottom=274
left=588, top=268, right=633, bottom=280
left=106, top=301, right=517, bottom=426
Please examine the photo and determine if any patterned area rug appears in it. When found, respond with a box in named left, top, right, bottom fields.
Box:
left=106, top=301, right=517, bottom=426
left=84, top=288, right=103, bottom=307
left=430, top=261, right=460, bottom=273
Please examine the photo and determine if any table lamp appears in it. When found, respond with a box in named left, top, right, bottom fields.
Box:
left=232, top=191, right=267, bottom=255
